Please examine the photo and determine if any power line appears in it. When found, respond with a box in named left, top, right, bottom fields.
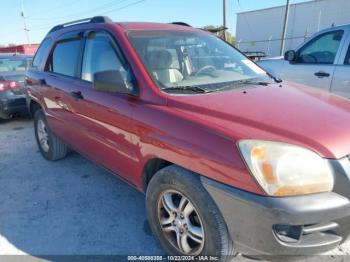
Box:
left=27, top=0, right=130, bottom=22
left=0, top=0, right=145, bottom=44
left=29, top=0, right=146, bottom=32
left=27, top=0, right=85, bottom=18
left=99, top=0, right=146, bottom=15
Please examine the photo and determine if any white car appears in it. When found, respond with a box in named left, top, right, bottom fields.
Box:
left=257, top=24, right=350, bottom=98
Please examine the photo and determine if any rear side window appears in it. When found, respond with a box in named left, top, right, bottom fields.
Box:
left=49, top=39, right=81, bottom=77
left=32, top=38, right=52, bottom=68
left=345, top=45, right=350, bottom=65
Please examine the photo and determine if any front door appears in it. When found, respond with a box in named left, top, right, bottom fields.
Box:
left=67, top=30, right=138, bottom=182
left=281, top=30, right=344, bottom=92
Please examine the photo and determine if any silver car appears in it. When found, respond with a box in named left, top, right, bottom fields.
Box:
left=257, top=24, right=350, bottom=98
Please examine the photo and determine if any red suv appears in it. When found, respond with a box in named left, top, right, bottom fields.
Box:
left=26, top=16, right=350, bottom=259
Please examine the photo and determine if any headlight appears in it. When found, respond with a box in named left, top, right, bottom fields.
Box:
left=238, top=140, right=334, bottom=196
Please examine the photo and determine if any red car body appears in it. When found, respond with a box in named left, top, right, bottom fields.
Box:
left=25, top=19, right=350, bottom=256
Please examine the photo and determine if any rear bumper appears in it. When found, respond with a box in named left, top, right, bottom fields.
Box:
left=0, top=93, right=28, bottom=119
left=201, top=158, right=350, bottom=256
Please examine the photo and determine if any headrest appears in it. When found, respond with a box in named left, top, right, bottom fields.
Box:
left=146, top=50, right=172, bottom=70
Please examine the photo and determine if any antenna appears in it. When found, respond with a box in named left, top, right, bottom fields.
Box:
left=20, top=0, right=30, bottom=45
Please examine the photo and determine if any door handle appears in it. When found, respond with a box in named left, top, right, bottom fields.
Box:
left=69, top=91, right=84, bottom=100
left=314, top=71, right=330, bottom=78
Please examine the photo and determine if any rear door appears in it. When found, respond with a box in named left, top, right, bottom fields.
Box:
left=280, top=30, right=344, bottom=91
left=41, top=31, right=85, bottom=146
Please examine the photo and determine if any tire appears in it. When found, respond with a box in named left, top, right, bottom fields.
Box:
left=34, top=109, right=67, bottom=161
left=146, top=165, right=234, bottom=260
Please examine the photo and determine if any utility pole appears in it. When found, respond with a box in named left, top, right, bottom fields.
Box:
left=223, top=0, right=227, bottom=41
left=20, top=0, right=30, bottom=45
left=280, top=0, right=290, bottom=56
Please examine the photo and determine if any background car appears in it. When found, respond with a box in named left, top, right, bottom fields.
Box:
left=0, top=53, right=32, bottom=119
left=257, top=24, right=350, bottom=98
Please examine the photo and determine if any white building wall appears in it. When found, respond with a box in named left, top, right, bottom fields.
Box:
left=236, top=0, right=350, bottom=57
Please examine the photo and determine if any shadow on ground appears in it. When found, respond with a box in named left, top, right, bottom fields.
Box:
left=0, top=118, right=163, bottom=256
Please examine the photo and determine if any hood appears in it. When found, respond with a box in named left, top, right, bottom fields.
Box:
left=260, top=56, right=284, bottom=61
left=167, top=82, right=350, bottom=159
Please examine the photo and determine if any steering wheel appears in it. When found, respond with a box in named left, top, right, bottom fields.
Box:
left=322, top=51, right=335, bottom=62
left=195, top=65, right=216, bottom=76
left=300, top=54, right=317, bottom=63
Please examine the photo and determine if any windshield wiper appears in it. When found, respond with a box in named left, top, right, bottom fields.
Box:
left=238, top=80, right=272, bottom=86
left=204, top=79, right=272, bottom=93
left=266, top=71, right=283, bottom=83
left=161, top=85, right=210, bottom=93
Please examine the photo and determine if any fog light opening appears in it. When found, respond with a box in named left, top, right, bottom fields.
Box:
left=273, top=224, right=303, bottom=243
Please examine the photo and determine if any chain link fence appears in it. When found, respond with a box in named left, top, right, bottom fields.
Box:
left=235, top=35, right=311, bottom=57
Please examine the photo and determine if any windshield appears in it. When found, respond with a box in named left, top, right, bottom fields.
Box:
left=128, top=30, right=274, bottom=93
left=0, top=57, right=31, bottom=73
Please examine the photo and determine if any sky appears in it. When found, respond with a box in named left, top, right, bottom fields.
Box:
left=0, top=0, right=307, bottom=45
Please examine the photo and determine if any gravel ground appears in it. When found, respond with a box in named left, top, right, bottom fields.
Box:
left=0, top=118, right=350, bottom=261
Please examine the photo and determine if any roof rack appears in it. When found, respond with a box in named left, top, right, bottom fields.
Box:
left=170, top=22, right=192, bottom=27
left=48, top=16, right=113, bottom=33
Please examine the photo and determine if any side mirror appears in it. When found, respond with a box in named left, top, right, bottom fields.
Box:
left=93, top=70, right=139, bottom=96
left=284, top=50, right=297, bottom=62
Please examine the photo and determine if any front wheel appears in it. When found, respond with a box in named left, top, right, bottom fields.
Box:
left=146, top=165, right=234, bottom=260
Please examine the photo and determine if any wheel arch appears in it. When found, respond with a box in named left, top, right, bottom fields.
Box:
left=29, top=99, right=42, bottom=117
left=142, top=157, right=173, bottom=192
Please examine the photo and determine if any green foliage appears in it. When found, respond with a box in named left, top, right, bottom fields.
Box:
left=203, top=25, right=236, bottom=45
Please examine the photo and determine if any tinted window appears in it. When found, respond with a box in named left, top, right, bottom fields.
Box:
left=345, top=45, right=350, bottom=65
left=81, top=32, right=124, bottom=82
left=50, top=39, right=81, bottom=77
left=297, top=30, right=344, bottom=64
left=32, top=38, right=52, bottom=68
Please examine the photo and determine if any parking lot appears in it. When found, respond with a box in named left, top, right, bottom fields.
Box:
left=0, top=118, right=163, bottom=257
left=0, top=118, right=349, bottom=261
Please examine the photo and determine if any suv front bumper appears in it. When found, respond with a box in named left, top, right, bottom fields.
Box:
left=201, top=157, right=350, bottom=256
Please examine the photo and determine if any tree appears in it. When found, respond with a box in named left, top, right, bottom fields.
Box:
left=202, top=25, right=236, bottom=45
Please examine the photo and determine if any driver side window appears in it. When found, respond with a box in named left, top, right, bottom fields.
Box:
left=297, top=30, right=344, bottom=64
left=81, top=31, right=125, bottom=82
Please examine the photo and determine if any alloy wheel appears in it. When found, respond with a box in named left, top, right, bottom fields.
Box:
left=157, top=189, right=205, bottom=255
left=37, top=119, right=50, bottom=152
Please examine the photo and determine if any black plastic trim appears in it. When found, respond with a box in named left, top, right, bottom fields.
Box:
left=200, top=175, right=350, bottom=256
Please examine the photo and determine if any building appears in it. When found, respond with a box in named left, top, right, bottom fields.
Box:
left=236, top=0, right=350, bottom=57
left=0, top=44, right=39, bottom=55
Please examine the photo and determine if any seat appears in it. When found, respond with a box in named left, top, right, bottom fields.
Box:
left=146, top=50, right=183, bottom=83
